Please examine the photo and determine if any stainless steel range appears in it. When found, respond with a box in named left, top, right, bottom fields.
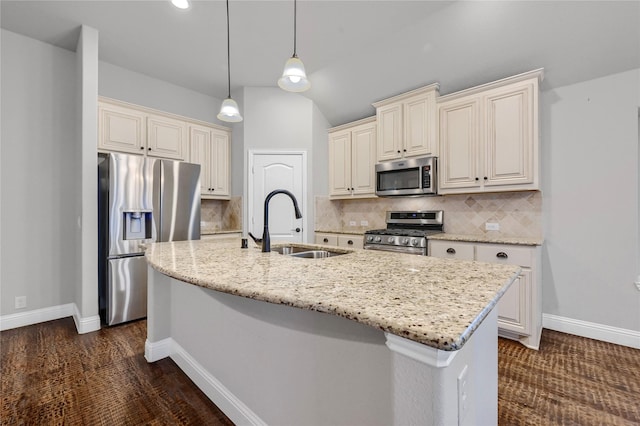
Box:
left=364, top=210, right=444, bottom=255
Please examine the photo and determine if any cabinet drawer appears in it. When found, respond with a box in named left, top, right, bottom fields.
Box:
left=476, top=243, right=532, bottom=267
left=315, top=233, right=338, bottom=246
left=429, top=240, right=474, bottom=260
left=338, top=235, right=363, bottom=249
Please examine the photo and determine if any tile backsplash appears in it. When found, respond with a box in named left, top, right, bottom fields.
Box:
left=201, top=196, right=242, bottom=232
left=315, top=191, right=541, bottom=238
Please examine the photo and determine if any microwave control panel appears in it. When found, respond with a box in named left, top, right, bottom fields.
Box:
left=422, top=165, right=431, bottom=188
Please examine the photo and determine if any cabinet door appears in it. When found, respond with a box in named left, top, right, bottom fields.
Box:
left=189, top=125, right=213, bottom=195
left=495, top=269, right=531, bottom=335
left=484, top=81, right=535, bottom=187
left=337, top=234, right=363, bottom=249
left=328, top=130, right=352, bottom=197
left=438, top=97, right=481, bottom=191
left=376, top=103, right=403, bottom=161
left=98, top=103, right=146, bottom=154
left=404, top=93, right=437, bottom=157
left=147, top=114, right=188, bottom=160
left=350, top=123, right=377, bottom=196
left=210, top=130, right=230, bottom=196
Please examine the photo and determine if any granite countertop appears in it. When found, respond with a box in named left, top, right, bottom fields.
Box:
left=200, top=228, right=242, bottom=236
left=314, top=229, right=367, bottom=235
left=429, top=233, right=543, bottom=246
left=145, top=238, right=520, bottom=351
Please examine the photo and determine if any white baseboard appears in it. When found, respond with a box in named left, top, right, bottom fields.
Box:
left=171, top=341, right=266, bottom=426
left=0, top=303, right=101, bottom=335
left=0, top=303, right=75, bottom=331
left=543, top=314, right=640, bottom=349
left=72, top=304, right=101, bottom=334
left=144, top=338, right=173, bottom=362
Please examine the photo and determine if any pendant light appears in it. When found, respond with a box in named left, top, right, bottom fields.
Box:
left=217, top=0, right=243, bottom=123
left=278, top=0, right=310, bottom=92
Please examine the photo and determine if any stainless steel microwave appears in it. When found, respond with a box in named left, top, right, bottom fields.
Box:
left=375, top=156, right=437, bottom=197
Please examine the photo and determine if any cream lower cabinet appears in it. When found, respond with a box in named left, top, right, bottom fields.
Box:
left=328, top=117, right=377, bottom=199
left=438, top=69, right=542, bottom=194
left=373, top=84, right=439, bottom=161
left=189, top=124, right=230, bottom=199
left=429, top=239, right=542, bottom=350
left=315, top=233, right=364, bottom=249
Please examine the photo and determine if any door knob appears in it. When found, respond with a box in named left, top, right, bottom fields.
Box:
left=292, top=228, right=301, bottom=233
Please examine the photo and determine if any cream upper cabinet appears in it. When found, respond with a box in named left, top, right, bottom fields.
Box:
left=328, top=117, right=377, bottom=199
left=98, top=102, right=146, bottom=154
left=373, top=84, right=439, bottom=162
left=189, top=124, right=230, bottom=199
left=438, top=69, right=542, bottom=194
left=146, top=114, right=187, bottom=160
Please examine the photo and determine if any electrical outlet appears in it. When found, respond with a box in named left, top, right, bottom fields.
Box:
left=458, top=365, right=469, bottom=421
left=360, top=220, right=369, bottom=226
left=485, top=222, right=500, bottom=231
left=634, top=275, right=640, bottom=291
left=349, top=221, right=357, bottom=226
left=15, top=296, right=27, bottom=309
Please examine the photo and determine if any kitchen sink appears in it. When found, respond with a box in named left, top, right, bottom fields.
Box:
left=273, top=245, right=349, bottom=258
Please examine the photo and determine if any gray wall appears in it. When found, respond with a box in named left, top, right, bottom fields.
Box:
left=98, top=61, right=223, bottom=125
left=238, top=87, right=330, bottom=243
left=541, top=68, right=640, bottom=331
left=0, top=29, right=78, bottom=315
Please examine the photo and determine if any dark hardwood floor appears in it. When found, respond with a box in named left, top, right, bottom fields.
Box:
left=1, top=318, right=233, bottom=425
left=2, top=318, right=639, bottom=425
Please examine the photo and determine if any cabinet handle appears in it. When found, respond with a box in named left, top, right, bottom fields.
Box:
left=397, top=150, right=401, bottom=154
left=148, top=147, right=151, bottom=151
left=403, top=149, right=406, bottom=152
left=446, top=248, right=456, bottom=254
left=496, top=252, right=508, bottom=259
left=475, top=177, right=479, bottom=181
left=484, top=176, right=488, bottom=180
left=140, top=146, right=144, bottom=150
left=323, top=238, right=329, bottom=243
left=347, top=240, right=354, bottom=245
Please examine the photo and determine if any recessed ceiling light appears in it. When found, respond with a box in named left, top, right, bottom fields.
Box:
left=171, top=0, right=190, bottom=10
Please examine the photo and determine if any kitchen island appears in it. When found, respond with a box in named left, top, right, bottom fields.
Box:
left=145, top=237, right=519, bottom=425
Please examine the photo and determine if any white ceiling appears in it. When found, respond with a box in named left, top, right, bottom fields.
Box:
left=2, top=0, right=639, bottom=125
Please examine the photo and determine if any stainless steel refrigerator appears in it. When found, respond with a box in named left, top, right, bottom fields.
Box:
left=98, top=152, right=200, bottom=325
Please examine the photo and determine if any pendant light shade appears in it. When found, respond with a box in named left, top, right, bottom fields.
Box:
left=218, top=0, right=243, bottom=123
left=278, top=0, right=310, bottom=93
left=217, top=98, right=243, bottom=122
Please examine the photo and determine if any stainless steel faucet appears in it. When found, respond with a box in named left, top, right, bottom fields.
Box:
left=262, top=189, right=303, bottom=252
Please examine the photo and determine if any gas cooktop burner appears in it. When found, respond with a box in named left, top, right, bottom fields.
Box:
left=363, top=210, right=444, bottom=255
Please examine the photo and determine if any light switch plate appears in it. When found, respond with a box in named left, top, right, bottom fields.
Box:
left=485, top=222, right=500, bottom=231
left=360, top=220, right=369, bottom=226
left=349, top=221, right=357, bottom=226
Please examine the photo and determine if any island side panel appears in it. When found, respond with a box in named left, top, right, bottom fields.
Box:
left=167, top=276, right=394, bottom=426
left=145, top=266, right=173, bottom=362
left=389, top=308, right=498, bottom=426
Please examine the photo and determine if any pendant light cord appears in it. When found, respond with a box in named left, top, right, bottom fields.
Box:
left=226, top=0, right=231, bottom=98
left=293, top=0, right=297, bottom=57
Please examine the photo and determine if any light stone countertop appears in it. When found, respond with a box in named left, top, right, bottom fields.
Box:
left=145, top=237, right=520, bottom=351
left=429, top=233, right=543, bottom=246
left=200, top=228, right=242, bottom=236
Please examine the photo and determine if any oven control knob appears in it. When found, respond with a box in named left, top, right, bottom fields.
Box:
left=401, top=238, right=410, bottom=245
left=374, top=236, right=382, bottom=243
left=410, top=238, right=418, bottom=246
left=387, top=237, right=395, bottom=244
left=366, top=235, right=374, bottom=242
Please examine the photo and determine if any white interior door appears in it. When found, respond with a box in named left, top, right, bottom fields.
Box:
left=249, top=152, right=305, bottom=245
